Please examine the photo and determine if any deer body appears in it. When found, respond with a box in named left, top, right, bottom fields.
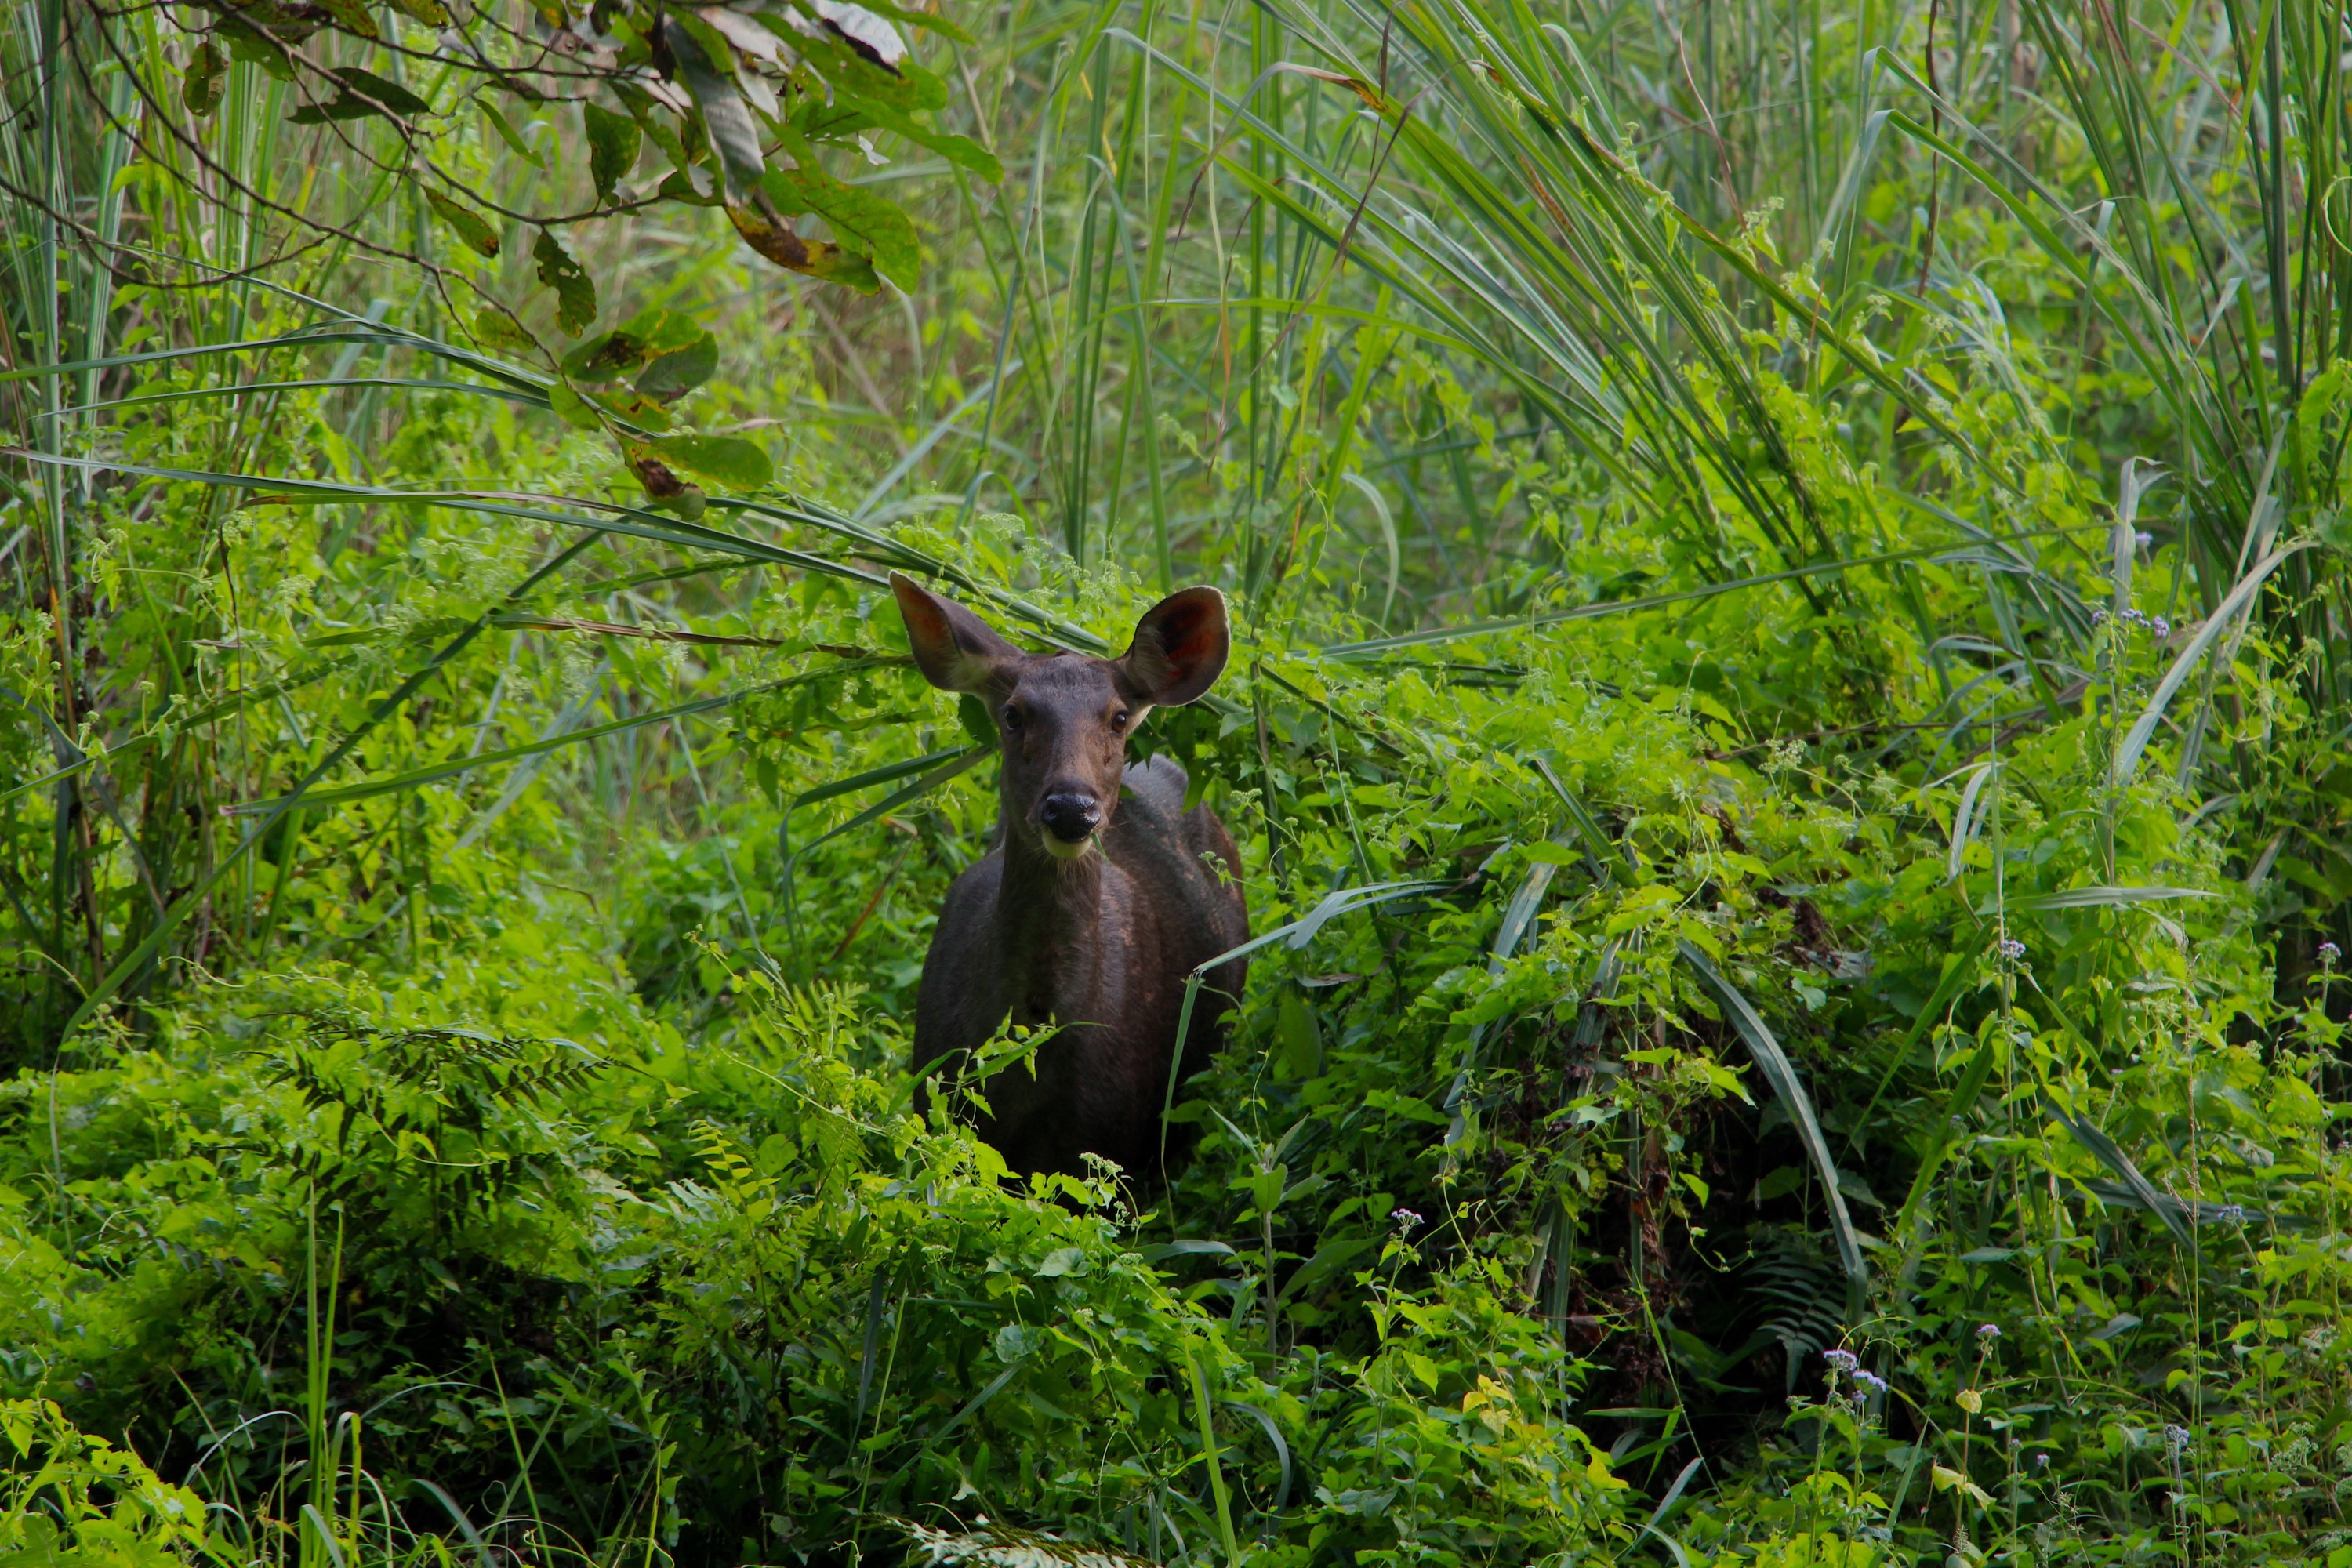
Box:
left=892, top=575, right=1248, bottom=1179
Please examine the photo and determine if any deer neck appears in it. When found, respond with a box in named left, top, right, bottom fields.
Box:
left=995, top=820, right=1108, bottom=1017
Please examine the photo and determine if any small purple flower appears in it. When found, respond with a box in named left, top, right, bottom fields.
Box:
left=2321, top=942, right=2341, bottom=968
left=2122, top=607, right=2149, bottom=626
left=2164, top=1424, right=2192, bottom=1456
left=2151, top=616, right=2172, bottom=638
left=1824, top=1348, right=1859, bottom=1374
left=2135, top=531, right=2153, bottom=550
left=2091, top=608, right=2111, bottom=626
left=1976, top=1322, right=2002, bottom=1341
left=1390, top=1207, right=1424, bottom=1234
left=1853, top=1369, right=1888, bottom=1394
left=1998, top=938, right=2027, bottom=961
left=2033, top=1452, right=2051, bottom=1470
left=2216, top=1203, right=2245, bottom=1225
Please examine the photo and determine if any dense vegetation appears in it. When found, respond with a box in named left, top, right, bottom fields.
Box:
left=5, top=0, right=2352, bottom=1563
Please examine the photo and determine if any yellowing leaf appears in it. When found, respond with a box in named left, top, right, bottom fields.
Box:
left=426, top=191, right=501, bottom=258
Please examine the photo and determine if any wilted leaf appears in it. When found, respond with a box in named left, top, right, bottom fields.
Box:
left=625, top=447, right=706, bottom=517
left=728, top=201, right=880, bottom=292
left=802, top=0, right=971, bottom=45
left=811, top=0, right=908, bottom=67
left=183, top=42, right=227, bottom=116
left=647, top=433, right=771, bottom=490
left=562, top=332, right=651, bottom=383
left=759, top=164, right=917, bottom=289
left=532, top=229, right=597, bottom=335
left=561, top=311, right=707, bottom=385
left=312, top=0, right=380, bottom=39
left=426, top=191, right=501, bottom=257
left=583, top=102, right=641, bottom=202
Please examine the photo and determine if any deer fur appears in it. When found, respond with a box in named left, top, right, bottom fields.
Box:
left=892, top=572, right=1249, bottom=1179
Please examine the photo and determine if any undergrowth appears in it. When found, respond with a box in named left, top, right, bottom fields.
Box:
left=5, top=0, right=2352, bottom=1563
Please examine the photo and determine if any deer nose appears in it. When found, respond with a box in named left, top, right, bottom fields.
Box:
left=1040, top=791, right=1102, bottom=842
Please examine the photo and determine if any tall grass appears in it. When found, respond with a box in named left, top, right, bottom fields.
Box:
left=4, top=0, right=2351, bottom=1563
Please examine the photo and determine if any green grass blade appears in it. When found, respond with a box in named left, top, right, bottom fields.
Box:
left=2042, top=1093, right=2193, bottom=1247
left=1679, top=941, right=1867, bottom=1304
left=2110, top=541, right=2314, bottom=787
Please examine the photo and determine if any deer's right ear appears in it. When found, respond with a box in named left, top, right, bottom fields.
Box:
left=891, top=572, right=1022, bottom=695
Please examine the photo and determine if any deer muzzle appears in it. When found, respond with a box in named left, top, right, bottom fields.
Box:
left=1039, top=791, right=1102, bottom=857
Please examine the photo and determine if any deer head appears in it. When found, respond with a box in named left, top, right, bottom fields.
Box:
left=890, top=573, right=1230, bottom=860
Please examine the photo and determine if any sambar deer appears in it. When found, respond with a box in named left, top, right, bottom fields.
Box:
left=891, top=572, right=1249, bottom=1179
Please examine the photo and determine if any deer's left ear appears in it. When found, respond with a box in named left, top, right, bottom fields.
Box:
left=1116, top=586, right=1229, bottom=708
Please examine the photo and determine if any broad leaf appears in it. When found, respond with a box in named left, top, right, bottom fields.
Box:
left=583, top=102, right=641, bottom=201
left=289, top=67, right=430, bottom=123
left=532, top=229, right=597, bottom=336
left=648, top=434, right=773, bottom=490
left=426, top=191, right=501, bottom=258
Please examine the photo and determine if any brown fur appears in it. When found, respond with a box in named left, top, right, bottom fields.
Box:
left=892, top=575, right=1250, bottom=1179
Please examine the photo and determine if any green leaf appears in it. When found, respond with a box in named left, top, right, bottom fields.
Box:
left=2110, top=541, right=2316, bottom=787
left=426, top=191, right=501, bottom=258
left=855, top=98, right=1004, bottom=181
left=956, top=693, right=997, bottom=747
left=289, top=67, right=431, bottom=124
left=213, top=14, right=296, bottom=79
left=614, top=82, right=702, bottom=186
left=635, top=334, right=719, bottom=402
left=2043, top=1094, right=2194, bottom=1248
left=586, top=387, right=672, bottom=430
left=1995, top=885, right=2214, bottom=914
left=760, top=138, right=918, bottom=288
left=479, top=100, right=543, bottom=169
left=232, top=690, right=746, bottom=814
left=559, top=310, right=703, bottom=383
left=385, top=0, right=450, bottom=21
left=667, top=17, right=768, bottom=201
left=546, top=382, right=603, bottom=430
left=561, top=332, right=648, bottom=383
left=183, top=42, right=227, bottom=116
left=647, top=434, right=772, bottom=491
left=470, top=310, right=539, bottom=354
left=1679, top=942, right=1867, bottom=1306
left=532, top=229, right=597, bottom=335
left=583, top=101, right=641, bottom=202
left=1277, top=1237, right=1375, bottom=1301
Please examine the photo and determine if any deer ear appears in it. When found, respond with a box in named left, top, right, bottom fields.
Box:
left=891, top=572, right=1022, bottom=695
left=1117, top=586, right=1229, bottom=707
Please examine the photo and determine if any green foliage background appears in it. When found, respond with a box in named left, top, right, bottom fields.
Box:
left=4, top=0, right=2352, bottom=1564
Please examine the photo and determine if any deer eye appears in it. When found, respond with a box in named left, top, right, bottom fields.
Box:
left=1000, top=705, right=1023, bottom=732
left=1111, top=710, right=1130, bottom=731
